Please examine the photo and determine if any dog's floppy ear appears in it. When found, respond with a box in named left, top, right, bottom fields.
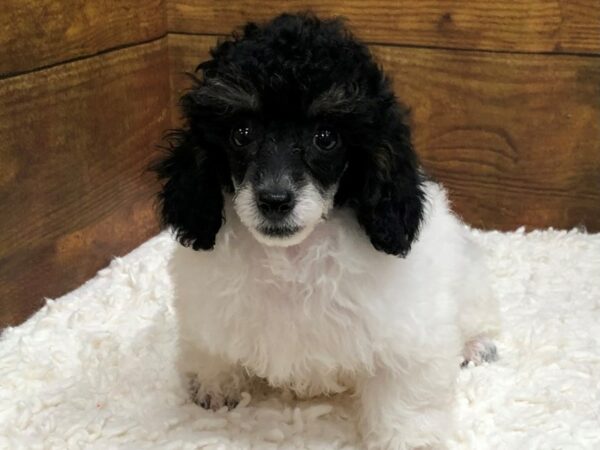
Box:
left=153, top=128, right=224, bottom=251
left=347, top=103, right=425, bottom=257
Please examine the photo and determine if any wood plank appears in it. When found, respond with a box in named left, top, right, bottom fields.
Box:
left=167, top=0, right=600, bottom=55
left=169, top=34, right=600, bottom=231
left=0, top=0, right=166, bottom=76
left=0, top=39, right=169, bottom=327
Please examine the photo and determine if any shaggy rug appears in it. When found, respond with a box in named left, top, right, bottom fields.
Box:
left=1, top=228, right=599, bottom=450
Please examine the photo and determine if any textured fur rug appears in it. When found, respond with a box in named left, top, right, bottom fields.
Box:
left=1, top=229, right=599, bottom=449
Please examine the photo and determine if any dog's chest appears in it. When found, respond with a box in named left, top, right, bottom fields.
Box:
left=181, top=225, right=383, bottom=394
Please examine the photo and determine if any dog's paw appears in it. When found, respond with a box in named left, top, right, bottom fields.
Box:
left=188, top=377, right=240, bottom=411
left=461, top=335, right=498, bottom=367
left=194, top=392, right=240, bottom=411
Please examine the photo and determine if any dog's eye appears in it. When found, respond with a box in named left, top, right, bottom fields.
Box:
left=231, top=124, right=254, bottom=147
left=313, top=127, right=338, bottom=151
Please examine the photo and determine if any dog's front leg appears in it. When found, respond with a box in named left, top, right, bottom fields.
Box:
left=178, top=340, right=249, bottom=411
left=356, top=357, right=457, bottom=450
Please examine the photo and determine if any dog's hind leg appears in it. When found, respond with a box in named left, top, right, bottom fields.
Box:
left=461, top=335, right=498, bottom=367
left=458, top=287, right=500, bottom=368
left=457, top=245, right=500, bottom=367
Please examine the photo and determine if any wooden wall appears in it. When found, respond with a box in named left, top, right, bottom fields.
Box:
left=0, top=1, right=168, bottom=327
left=1, top=0, right=599, bottom=327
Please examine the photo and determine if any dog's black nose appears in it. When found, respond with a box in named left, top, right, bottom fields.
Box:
left=257, top=189, right=295, bottom=218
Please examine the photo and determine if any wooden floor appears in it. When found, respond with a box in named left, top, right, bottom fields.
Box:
left=1, top=0, right=599, bottom=327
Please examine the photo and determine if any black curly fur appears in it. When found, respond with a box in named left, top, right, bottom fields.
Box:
left=152, top=12, right=425, bottom=256
left=152, top=131, right=226, bottom=250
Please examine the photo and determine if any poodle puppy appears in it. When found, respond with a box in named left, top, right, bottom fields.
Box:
left=154, top=13, right=499, bottom=450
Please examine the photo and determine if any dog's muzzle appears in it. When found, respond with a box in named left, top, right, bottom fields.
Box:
left=256, top=188, right=295, bottom=221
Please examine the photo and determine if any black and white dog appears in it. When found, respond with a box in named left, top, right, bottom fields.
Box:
left=155, top=13, right=499, bottom=449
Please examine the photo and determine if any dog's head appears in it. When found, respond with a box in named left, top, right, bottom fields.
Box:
left=154, top=13, right=424, bottom=256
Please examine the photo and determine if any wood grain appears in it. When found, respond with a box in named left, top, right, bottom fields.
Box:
left=0, top=0, right=166, bottom=76
left=0, top=39, right=169, bottom=327
left=167, top=0, right=600, bottom=55
left=169, top=34, right=600, bottom=231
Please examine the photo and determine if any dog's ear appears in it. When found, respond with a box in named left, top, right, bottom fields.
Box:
left=344, top=103, right=425, bottom=257
left=153, top=129, right=224, bottom=250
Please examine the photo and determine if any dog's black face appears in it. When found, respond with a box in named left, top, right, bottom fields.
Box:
left=224, top=114, right=348, bottom=245
left=154, top=13, right=425, bottom=256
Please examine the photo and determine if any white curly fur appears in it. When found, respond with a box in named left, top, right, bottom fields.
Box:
left=170, top=181, right=499, bottom=450
left=232, top=179, right=336, bottom=247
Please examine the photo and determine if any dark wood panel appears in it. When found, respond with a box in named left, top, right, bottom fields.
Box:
left=167, top=34, right=212, bottom=124
left=0, top=0, right=166, bottom=76
left=0, top=39, right=169, bottom=327
left=167, top=0, right=600, bottom=55
left=169, top=34, right=600, bottom=231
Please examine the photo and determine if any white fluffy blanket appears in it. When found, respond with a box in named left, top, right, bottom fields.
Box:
left=1, top=229, right=599, bottom=449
